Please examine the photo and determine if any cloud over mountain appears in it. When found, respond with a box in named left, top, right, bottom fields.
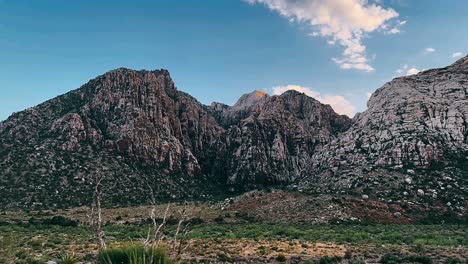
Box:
left=245, top=0, right=401, bottom=72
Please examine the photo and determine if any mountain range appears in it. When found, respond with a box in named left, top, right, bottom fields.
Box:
left=0, top=56, right=467, bottom=219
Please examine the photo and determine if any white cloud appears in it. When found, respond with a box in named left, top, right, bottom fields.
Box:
left=424, top=47, right=436, bottom=54
left=271, top=85, right=356, bottom=117
left=385, top=20, right=406, bottom=34
left=395, top=64, right=420, bottom=76
left=387, top=28, right=400, bottom=34
left=245, top=0, right=401, bottom=72
left=406, top=68, right=420, bottom=75
left=452, top=52, right=463, bottom=58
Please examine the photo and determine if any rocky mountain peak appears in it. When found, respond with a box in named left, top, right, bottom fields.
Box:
left=232, top=90, right=268, bottom=110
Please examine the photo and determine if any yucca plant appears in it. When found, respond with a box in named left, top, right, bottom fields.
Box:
left=57, top=252, right=81, bottom=264
left=97, top=244, right=173, bottom=264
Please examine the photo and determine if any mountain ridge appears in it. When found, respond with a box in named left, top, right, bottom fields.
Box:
left=0, top=57, right=467, bottom=218
left=0, top=67, right=350, bottom=208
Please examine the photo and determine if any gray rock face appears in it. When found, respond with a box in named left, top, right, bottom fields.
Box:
left=220, top=90, right=351, bottom=188
left=313, top=56, right=468, bottom=170
left=303, top=56, right=468, bottom=212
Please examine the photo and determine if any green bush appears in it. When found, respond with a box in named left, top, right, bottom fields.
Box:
left=445, top=258, right=463, bottom=264
left=380, top=253, right=432, bottom=264
left=214, top=215, right=224, bottom=223
left=406, top=255, right=431, bottom=264
left=42, top=215, right=79, bottom=227
left=276, top=254, right=286, bottom=262
left=97, top=244, right=172, bottom=264
left=319, top=256, right=342, bottom=264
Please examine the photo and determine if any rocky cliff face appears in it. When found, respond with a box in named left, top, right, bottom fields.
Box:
left=219, top=90, right=350, bottom=188
left=301, top=56, right=468, bottom=215
left=1, top=57, right=467, bottom=212
left=0, top=69, right=349, bottom=208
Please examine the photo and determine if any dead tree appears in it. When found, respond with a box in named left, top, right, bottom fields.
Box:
left=144, top=184, right=171, bottom=248
left=87, top=170, right=106, bottom=250
left=171, top=207, right=191, bottom=262
left=144, top=203, right=170, bottom=247
left=144, top=184, right=192, bottom=263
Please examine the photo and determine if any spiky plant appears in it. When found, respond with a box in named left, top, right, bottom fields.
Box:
left=57, top=253, right=81, bottom=264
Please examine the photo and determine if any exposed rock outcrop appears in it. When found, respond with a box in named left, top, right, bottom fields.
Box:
left=0, top=69, right=349, bottom=208
left=221, top=90, right=350, bottom=188
left=1, top=56, right=467, bottom=215
left=301, top=56, right=468, bottom=216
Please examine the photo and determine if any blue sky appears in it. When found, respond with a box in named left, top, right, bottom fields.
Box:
left=0, top=0, right=467, bottom=120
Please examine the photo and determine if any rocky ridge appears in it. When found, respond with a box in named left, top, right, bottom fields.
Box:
left=301, top=56, right=468, bottom=217
left=0, top=56, right=467, bottom=216
left=0, top=69, right=349, bottom=208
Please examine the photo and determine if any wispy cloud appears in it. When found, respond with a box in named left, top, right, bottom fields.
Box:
left=271, top=85, right=356, bottom=117
left=424, top=47, right=436, bottom=54
left=245, top=0, right=401, bottom=72
left=452, top=52, right=463, bottom=58
left=384, top=20, right=406, bottom=34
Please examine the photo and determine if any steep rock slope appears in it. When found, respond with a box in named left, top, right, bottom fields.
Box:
left=0, top=69, right=227, bottom=207
left=0, top=70, right=349, bottom=208
left=303, top=56, right=468, bottom=214
left=220, top=90, right=351, bottom=188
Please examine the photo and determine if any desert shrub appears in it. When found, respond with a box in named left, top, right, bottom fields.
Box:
left=29, top=239, right=42, bottom=250
left=214, top=215, right=224, bottom=223
left=445, top=258, right=463, bottom=264
left=217, top=253, right=231, bottom=262
left=406, top=255, right=432, bottom=264
left=166, top=216, right=178, bottom=225
left=97, top=244, right=172, bottom=264
left=57, top=253, right=80, bottom=264
left=410, top=243, right=425, bottom=253
left=380, top=253, right=432, bottom=264
left=189, top=217, right=204, bottom=225
left=380, top=253, right=404, bottom=264
left=276, top=254, right=286, bottom=262
left=15, top=250, right=28, bottom=259
left=40, top=216, right=79, bottom=227
left=319, top=256, right=342, bottom=264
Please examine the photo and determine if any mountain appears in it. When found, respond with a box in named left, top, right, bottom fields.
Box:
left=0, top=68, right=349, bottom=208
left=1, top=57, right=467, bottom=215
left=218, top=90, right=351, bottom=188
left=0, top=69, right=231, bottom=208
left=301, top=56, right=468, bottom=217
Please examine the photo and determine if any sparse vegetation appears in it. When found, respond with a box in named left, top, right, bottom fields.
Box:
left=97, top=244, right=172, bottom=264
left=0, top=203, right=466, bottom=263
